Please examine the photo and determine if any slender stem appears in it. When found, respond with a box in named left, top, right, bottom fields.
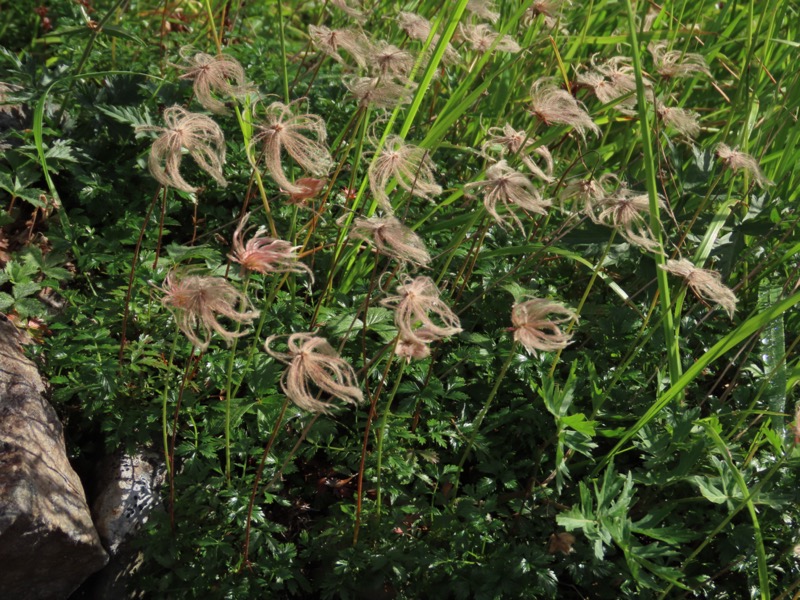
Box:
left=277, top=0, right=290, bottom=104
left=169, top=346, right=197, bottom=533
left=375, top=360, right=407, bottom=520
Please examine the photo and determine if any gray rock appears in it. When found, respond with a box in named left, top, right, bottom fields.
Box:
left=0, top=317, right=108, bottom=600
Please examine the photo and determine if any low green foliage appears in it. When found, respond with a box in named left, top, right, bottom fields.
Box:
left=1, top=0, right=799, bottom=598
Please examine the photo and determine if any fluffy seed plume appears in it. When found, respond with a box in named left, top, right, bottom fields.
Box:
left=466, top=160, right=550, bottom=231
left=380, top=276, right=461, bottom=345
left=511, top=298, right=577, bottom=355
left=395, top=336, right=432, bottom=363
left=396, top=12, right=459, bottom=64
left=523, top=0, right=572, bottom=28
left=176, top=49, right=254, bottom=114
left=329, top=0, right=365, bottom=21
left=349, top=215, right=431, bottom=266
left=137, top=106, right=227, bottom=193
left=161, top=270, right=259, bottom=351
left=660, top=258, right=737, bottom=318
left=230, top=214, right=313, bottom=280
left=285, top=177, right=326, bottom=204
left=656, top=102, right=701, bottom=139
left=251, top=100, right=334, bottom=194
left=648, top=41, right=711, bottom=79
left=308, top=25, right=372, bottom=68
left=529, top=80, right=600, bottom=138
left=345, top=76, right=415, bottom=108
left=559, top=174, right=618, bottom=215
left=482, top=124, right=554, bottom=182
left=458, top=23, right=520, bottom=54
left=370, top=40, right=416, bottom=79
left=368, top=135, right=442, bottom=212
left=576, top=56, right=645, bottom=114
left=595, top=188, right=662, bottom=252
left=716, top=143, right=773, bottom=187
left=265, top=333, right=363, bottom=413
left=466, top=0, right=500, bottom=23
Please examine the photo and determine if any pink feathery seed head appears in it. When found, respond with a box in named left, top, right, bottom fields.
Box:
left=511, top=298, right=577, bottom=355
left=161, top=269, right=259, bottom=351
left=465, top=160, right=551, bottom=232
left=595, top=187, right=662, bottom=252
left=660, top=258, right=737, bottom=318
left=349, top=215, right=431, bottom=266
left=395, top=336, right=432, bottom=363
left=136, top=105, right=227, bottom=193
left=559, top=174, right=619, bottom=216
left=285, top=177, right=327, bottom=204
left=523, top=0, right=572, bottom=27
left=648, top=41, right=711, bottom=79
left=368, top=135, right=441, bottom=212
left=308, top=25, right=372, bottom=68
left=576, top=56, right=643, bottom=114
left=482, top=124, right=554, bottom=182
left=529, top=79, right=600, bottom=139
left=176, top=48, right=254, bottom=114
left=380, top=276, right=461, bottom=345
left=229, top=215, right=314, bottom=281
left=265, top=333, right=363, bottom=413
left=656, top=102, right=701, bottom=139
left=716, top=143, right=774, bottom=187
left=458, top=23, right=520, bottom=54
left=345, top=76, right=416, bottom=109
left=370, top=41, right=416, bottom=78
left=329, top=0, right=365, bottom=21
left=251, top=100, right=333, bottom=194
left=397, top=11, right=432, bottom=41
left=466, top=0, right=500, bottom=23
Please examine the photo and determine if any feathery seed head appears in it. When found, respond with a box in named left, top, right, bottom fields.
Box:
left=177, top=49, right=254, bottom=114
left=161, top=269, right=259, bottom=350
left=265, top=333, right=363, bottom=413
left=482, top=124, right=554, bottom=182
left=465, top=160, right=550, bottom=232
left=716, top=143, right=773, bottom=187
left=524, top=0, right=572, bottom=28
left=466, top=0, right=500, bottom=23
left=660, top=258, right=737, bottom=318
left=137, top=105, right=227, bottom=193
left=511, top=298, right=577, bottom=355
left=396, top=12, right=459, bottom=64
left=458, top=23, right=520, bottom=54
left=368, top=135, right=442, bottom=212
left=329, top=0, right=365, bottom=21
left=656, top=102, right=701, bottom=139
left=345, top=76, right=415, bottom=108
left=349, top=215, right=431, bottom=266
left=230, top=215, right=314, bottom=280
left=595, top=187, right=662, bottom=252
left=308, top=25, right=372, bottom=67
left=395, top=336, right=433, bottom=362
left=380, top=276, right=461, bottom=345
left=648, top=41, right=711, bottom=79
left=285, top=177, right=327, bottom=204
left=370, top=41, right=416, bottom=78
left=529, top=80, right=600, bottom=138
left=251, top=100, right=333, bottom=194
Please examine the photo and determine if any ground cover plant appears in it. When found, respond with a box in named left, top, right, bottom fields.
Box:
left=1, top=0, right=799, bottom=597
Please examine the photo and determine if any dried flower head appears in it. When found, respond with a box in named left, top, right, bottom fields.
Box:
left=482, top=124, right=554, bottom=182
left=660, top=258, right=737, bottom=318
left=380, top=276, right=461, bottom=345
left=395, top=336, right=432, bottom=363
left=176, top=49, right=254, bottom=114
left=548, top=532, right=576, bottom=555
left=161, top=270, right=259, bottom=350
left=370, top=40, right=416, bottom=79
left=349, top=215, right=431, bottom=266
left=308, top=25, right=372, bottom=68
left=595, top=188, right=662, bottom=252
left=511, top=298, right=577, bottom=355
left=230, top=215, right=313, bottom=280
left=716, top=143, right=773, bottom=187
left=137, top=106, right=227, bottom=193
left=345, top=76, right=415, bottom=108
left=368, top=135, right=442, bottom=212
left=648, top=41, right=711, bottom=79
left=529, top=80, right=600, bottom=138
left=396, top=12, right=459, bottom=64
left=559, top=173, right=618, bottom=215
left=458, top=23, right=520, bottom=54
left=265, top=333, right=363, bottom=413
left=523, top=0, right=572, bottom=28
left=251, top=101, right=334, bottom=195
left=281, top=177, right=324, bottom=205
left=656, top=102, right=701, bottom=139
left=576, top=56, right=645, bottom=114
left=466, top=0, right=500, bottom=23
left=465, top=160, right=550, bottom=231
